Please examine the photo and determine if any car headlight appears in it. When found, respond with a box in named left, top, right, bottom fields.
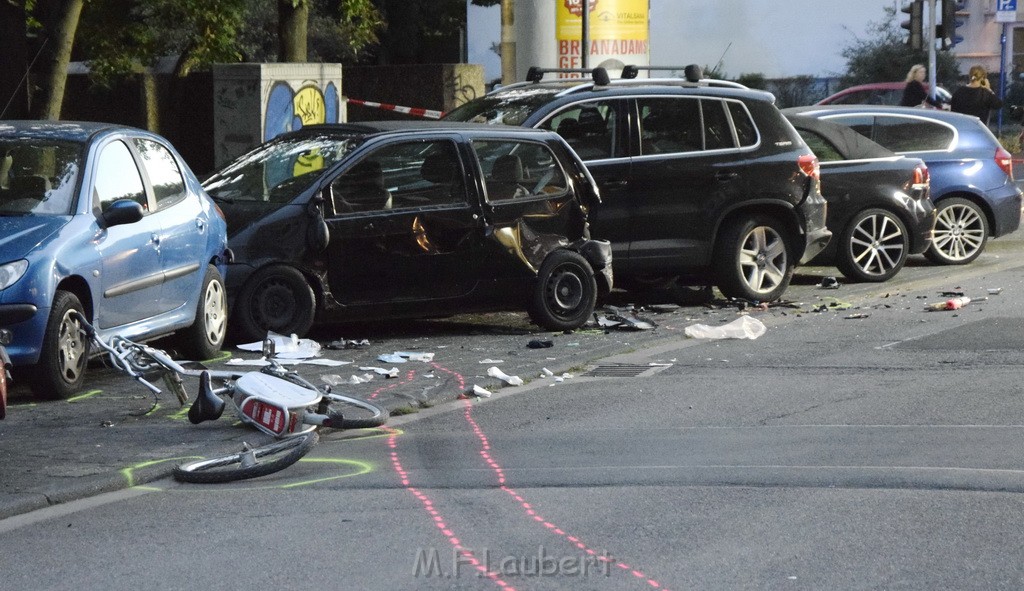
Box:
left=0, top=260, right=28, bottom=290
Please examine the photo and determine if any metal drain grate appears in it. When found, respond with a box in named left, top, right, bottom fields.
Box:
left=583, top=364, right=672, bottom=378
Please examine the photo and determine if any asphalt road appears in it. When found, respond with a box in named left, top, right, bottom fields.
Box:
left=3, top=232, right=1024, bottom=589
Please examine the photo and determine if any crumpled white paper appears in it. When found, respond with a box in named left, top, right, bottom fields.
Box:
left=684, top=316, right=766, bottom=340
left=487, top=366, right=524, bottom=386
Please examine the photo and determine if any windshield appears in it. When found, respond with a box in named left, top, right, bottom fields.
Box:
left=443, top=89, right=564, bottom=126
left=0, top=140, right=82, bottom=216
left=203, top=133, right=360, bottom=203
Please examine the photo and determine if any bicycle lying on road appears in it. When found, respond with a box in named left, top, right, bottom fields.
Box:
left=72, top=312, right=389, bottom=483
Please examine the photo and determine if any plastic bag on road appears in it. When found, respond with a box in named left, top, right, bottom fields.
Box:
left=684, top=316, right=766, bottom=340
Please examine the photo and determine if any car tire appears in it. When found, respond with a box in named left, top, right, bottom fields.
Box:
left=836, top=208, right=909, bottom=282
left=925, top=197, right=988, bottom=265
left=177, top=265, right=228, bottom=360
left=714, top=214, right=793, bottom=302
left=527, top=250, right=597, bottom=332
left=31, top=290, right=89, bottom=400
left=234, top=265, right=316, bottom=343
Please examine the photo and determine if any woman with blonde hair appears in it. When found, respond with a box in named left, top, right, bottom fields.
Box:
left=900, top=64, right=942, bottom=107
left=951, top=64, right=1003, bottom=123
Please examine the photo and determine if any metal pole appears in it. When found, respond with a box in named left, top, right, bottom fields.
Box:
left=581, top=1, right=590, bottom=69
left=999, top=24, right=1008, bottom=131
left=927, top=0, right=937, bottom=102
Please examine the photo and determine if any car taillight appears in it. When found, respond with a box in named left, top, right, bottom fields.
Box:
left=213, top=202, right=226, bottom=221
left=995, top=146, right=1014, bottom=180
left=913, top=163, right=929, bottom=187
left=797, top=153, right=819, bottom=181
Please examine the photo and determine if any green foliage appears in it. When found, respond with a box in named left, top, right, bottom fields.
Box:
left=78, top=0, right=247, bottom=84
left=235, top=0, right=384, bottom=63
left=736, top=73, right=767, bottom=90
left=840, top=6, right=959, bottom=87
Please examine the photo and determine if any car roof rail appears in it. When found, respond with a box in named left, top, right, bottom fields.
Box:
left=525, top=66, right=612, bottom=86
left=619, top=64, right=749, bottom=89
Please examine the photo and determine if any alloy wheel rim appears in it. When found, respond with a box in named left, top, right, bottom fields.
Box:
left=738, top=226, right=787, bottom=294
left=850, top=213, right=905, bottom=276
left=932, top=203, right=984, bottom=261
left=549, top=267, right=585, bottom=316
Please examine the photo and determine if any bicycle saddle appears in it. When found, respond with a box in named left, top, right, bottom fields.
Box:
left=187, top=371, right=226, bottom=424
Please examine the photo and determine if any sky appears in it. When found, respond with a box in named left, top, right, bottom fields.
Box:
left=467, top=0, right=902, bottom=80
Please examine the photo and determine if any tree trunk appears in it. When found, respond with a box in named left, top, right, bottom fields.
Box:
left=278, top=0, right=309, bottom=62
left=500, top=0, right=516, bottom=84
left=34, top=0, right=84, bottom=120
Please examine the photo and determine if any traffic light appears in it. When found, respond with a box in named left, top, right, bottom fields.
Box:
left=901, top=0, right=923, bottom=51
left=938, top=0, right=965, bottom=51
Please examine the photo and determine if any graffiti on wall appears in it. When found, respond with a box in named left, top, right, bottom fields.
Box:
left=443, top=70, right=478, bottom=108
left=264, top=80, right=341, bottom=142
left=263, top=80, right=341, bottom=183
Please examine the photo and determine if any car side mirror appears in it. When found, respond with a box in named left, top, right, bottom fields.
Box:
left=101, top=199, right=144, bottom=228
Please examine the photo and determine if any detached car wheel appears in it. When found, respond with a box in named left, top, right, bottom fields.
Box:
left=234, top=265, right=316, bottom=343
left=528, top=250, right=597, bottom=331
left=714, top=214, right=793, bottom=302
left=177, top=265, right=228, bottom=360
left=925, top=197, right=988, bottom=265
left=31, top=290, right=89, bottom=399
left=836, top=208, right=908, bottom=282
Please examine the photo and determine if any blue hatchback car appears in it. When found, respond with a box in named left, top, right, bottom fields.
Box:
left=785, top=106, right=1023, bottom=264
left=0, top=121, right=231, bottom=399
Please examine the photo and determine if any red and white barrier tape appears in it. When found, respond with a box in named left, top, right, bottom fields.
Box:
left=344, top=98, right=444, bottom=120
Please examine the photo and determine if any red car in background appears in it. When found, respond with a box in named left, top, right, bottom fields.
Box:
left=817, top=82, right=951, bottom=109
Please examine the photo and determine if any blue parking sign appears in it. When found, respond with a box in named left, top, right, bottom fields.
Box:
left=996, top=0, right=1016, bottom=22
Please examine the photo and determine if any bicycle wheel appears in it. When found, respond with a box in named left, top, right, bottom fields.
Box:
left=173, top=431, right=319, bottom=484
left=320, top=393, right=389, bottom=429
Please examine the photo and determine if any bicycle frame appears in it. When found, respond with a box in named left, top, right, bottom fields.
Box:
left=73, top=312, right=326, bottom=438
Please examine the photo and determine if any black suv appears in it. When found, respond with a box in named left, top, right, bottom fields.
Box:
left=444, top=66, right=831, bottom=303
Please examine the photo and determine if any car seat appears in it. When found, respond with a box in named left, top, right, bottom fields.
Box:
left=418, top=151, right=461, bottom=204
left=488, top=154, right=528, bottom=201
left=336, top=160, right=391, bottom=211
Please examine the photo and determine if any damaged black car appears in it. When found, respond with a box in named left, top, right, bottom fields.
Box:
left=203, top=122, right=612, bottom=342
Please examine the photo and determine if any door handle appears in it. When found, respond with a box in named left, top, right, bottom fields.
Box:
left=603, top=179, right=628, bottom=189
left=715, top=171, right=739, bottom=181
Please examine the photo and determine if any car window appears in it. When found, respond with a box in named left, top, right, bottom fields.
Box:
left=95, top=140, right=147, bottom=212
left=822, top=115, right=874, bottom=140
left=204, top=134, right=359, bottom=204
left=727, top=101, right=758, bottom=147
left=873, top=116, right=954, bottom=152
left=794, top=129, right=844, bottom=162
left=540, top=101, right=620, bottom=160
left=638, top=97, right=703, bottom=154
left=473, top=140, right=567, bottom=202
left=133, top=138, right=186, bottom=209
left=0, top=140, right=80, bottom=215
left=702, top=99, right=736, bottom=150
left=330, top=140, right=466, bottom=214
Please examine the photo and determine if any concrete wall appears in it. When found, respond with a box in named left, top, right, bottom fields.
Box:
left=212, top=63, right=344, bottom=168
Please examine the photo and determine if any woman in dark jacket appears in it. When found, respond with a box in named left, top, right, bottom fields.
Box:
left=900, top=64, right=944, bottom=107
left=951, top=65, right=1003, bottom=123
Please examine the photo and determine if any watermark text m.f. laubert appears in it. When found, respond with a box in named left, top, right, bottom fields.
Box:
left=413, top=545, right=613, bottom=579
